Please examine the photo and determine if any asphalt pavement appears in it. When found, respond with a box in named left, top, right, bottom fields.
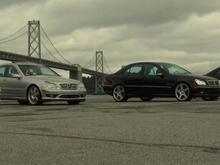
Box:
left=0, top=96, right=219, bottom=165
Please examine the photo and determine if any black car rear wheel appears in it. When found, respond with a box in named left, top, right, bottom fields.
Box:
left=175, top=83, right=192, bottom=101
left=112, top=85, right=128, bottom=102
left=202, top=96, right=219, bottom=101
left=140, top=97, right=153, bottom=102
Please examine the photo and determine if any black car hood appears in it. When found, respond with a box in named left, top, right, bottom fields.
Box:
left=178, top=74, right=217, bottom=80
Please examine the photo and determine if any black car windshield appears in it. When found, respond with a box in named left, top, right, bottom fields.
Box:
left=159, top=63, right=190, bottom=75
left=18, top=65, right=60, bottom=76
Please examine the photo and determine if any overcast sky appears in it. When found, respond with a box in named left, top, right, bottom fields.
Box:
left=0, top=0, right=220, bottom=76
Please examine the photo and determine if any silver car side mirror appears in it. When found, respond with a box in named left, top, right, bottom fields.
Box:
left=12, top=74, right=21, bottom=79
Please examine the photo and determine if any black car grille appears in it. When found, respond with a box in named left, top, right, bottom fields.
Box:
left=60, top=83, right=77, bottom=90
left=207, top=80, right=219, bottom=86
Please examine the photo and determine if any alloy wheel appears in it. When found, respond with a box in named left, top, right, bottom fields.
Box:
left=175, top=83, right=192, bottom=101
left=112, top=85, right=127, bottom=102
left=27, top=86, right=42, bottom=105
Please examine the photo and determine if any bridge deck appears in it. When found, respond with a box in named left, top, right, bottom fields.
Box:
left=0, top=50, right=105, bottom=76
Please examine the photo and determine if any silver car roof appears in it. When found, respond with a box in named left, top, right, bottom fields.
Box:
left=3, top=62, right=42, bottom=65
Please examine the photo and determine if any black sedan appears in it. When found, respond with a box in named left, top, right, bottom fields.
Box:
left=206, top=67, right=220, bottom=80
left=102, top=62, right=220, bottom=102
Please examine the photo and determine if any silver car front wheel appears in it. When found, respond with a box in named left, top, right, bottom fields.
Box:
left=175, top=83, right=192, bottom=101
left=27, top=85, right=42, bottom=105
left=112, top=85, right=127, bottom=102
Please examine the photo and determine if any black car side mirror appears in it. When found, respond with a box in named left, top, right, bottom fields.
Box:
left=156, top=72, right=164, bottom=78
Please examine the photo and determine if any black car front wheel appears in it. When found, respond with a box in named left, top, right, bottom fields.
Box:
left=202, top=96, right=219, bottom=101
left=112, top=85, right=128, bottom=102
left=175, top=83, right=192, bottom=101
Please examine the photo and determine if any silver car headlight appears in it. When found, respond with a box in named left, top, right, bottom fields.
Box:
left=78, top=82, right=86, bottom=90
left=43, top=81, right=61, bottom=90
left=195, top=79, right=207, bottom=86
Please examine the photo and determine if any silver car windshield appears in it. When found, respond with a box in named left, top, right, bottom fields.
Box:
left=18, top=65, right=60, bottom=76
left=159, top=63, right=191, bottom=75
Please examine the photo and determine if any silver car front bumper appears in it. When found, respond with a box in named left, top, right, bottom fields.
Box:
left=41, top=89, right=86, bottom=101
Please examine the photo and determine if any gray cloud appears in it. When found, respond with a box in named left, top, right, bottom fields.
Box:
left=1, top=0, right=220, bottom=75
left=37, top=0, right=220, bottom=36
left=0, top=0, right=45, bottom=9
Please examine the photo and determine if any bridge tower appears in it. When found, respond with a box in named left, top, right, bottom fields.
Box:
left=95, top=50, right=104, bottom=94
left=28, top=20, right=41, bottom=60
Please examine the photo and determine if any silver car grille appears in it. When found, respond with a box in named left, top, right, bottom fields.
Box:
left=60, top=83, right=77, bottom=90
left=207, top=80, right=219, bottom=86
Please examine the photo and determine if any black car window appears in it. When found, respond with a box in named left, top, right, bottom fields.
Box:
left=0, top=66, right=6, bottom=77
left=216, top=70, right=220, bottom=76
left=159, top=63, right=190, bottom=75
left=124, top=65, right=144, bottom=75
left=145, top=65, right=160, bottom=76
left=4, top=66, right=19, bottom=78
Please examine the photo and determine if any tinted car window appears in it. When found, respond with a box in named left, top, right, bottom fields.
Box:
left=214, top=70, right=220, bottom=79
left=4, top=66, right=19, bottom=77
left=146, top=65, right=160, bottom=76
left=0, top=66, right=6, bottom=77
left=18, top=65, right=59, bottom=76
left=124, top=65, right=144, bottom=75
left=216, top=70, right=220, bottom=75
left=159, top=63, right=190, bottom=75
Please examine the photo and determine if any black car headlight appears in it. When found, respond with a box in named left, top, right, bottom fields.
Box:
left=195, top=79, right=207, bottom=86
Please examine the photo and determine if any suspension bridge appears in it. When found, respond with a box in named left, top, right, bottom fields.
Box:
left=0, top=20, right=112, bottom=94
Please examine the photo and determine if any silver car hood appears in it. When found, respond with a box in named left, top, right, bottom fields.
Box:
left=26, top=76, right=80, bottom=84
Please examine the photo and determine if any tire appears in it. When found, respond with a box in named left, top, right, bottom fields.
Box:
left=175, top=83, right=192, bottom=101
left=112, top=85, right=128, bottom=102
left=17, top=100, right=29, bottom=105
left=27, top=85, right=42, bottom=105
left=202, top=96, right=219, bottom=101
left=67, top=100, right=80, bottom=105
left=140, top=97, right=153, bottom=102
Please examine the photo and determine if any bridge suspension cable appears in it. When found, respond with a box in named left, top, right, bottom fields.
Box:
left=40, top=25, right=72, bottom=65
left=103, top=55, right=112, bottom=74
left=83, top=55, right=96, bottom=69
left=0, top=24, right=27, bottom=42
left=0, top=31, right=27, bottom=44
left=41, top=40, right=63, bottom=63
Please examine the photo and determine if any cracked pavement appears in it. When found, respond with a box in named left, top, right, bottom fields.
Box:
left=0, top=96, right=219, bottom=165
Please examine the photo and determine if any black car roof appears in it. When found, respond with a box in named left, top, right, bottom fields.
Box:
left=126, top=62, right=173, bottom=66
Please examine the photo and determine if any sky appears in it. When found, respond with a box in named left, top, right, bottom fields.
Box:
left=0, top=0, right=220, bottom=76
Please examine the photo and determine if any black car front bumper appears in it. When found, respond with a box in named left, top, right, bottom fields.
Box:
left=192, top=86, right=220, bottom=97
left=102, top=85, right=113, bottom=95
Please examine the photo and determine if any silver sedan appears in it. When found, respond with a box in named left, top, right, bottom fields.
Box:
left=0, top=62, right=86, bottom=105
